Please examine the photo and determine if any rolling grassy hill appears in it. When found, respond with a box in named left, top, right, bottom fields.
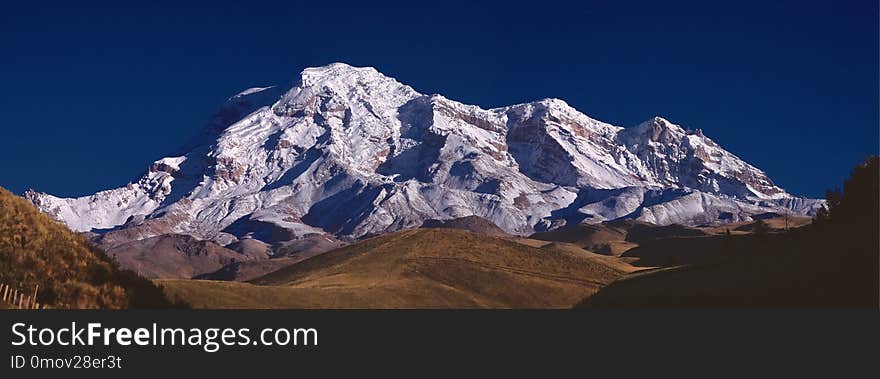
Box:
left=160, top=228, right=631, bottom=308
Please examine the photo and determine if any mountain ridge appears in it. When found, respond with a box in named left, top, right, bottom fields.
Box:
left=24, top=62, right=822, bottom=250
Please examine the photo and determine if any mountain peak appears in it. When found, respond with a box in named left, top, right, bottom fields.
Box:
left=283, top=63, right=420, bottom=110
left=642, top=116, right=682, bottom=131
left=300, top=63, right=384, bottom=87
left=622, top=115, right=687, bottom=143
left=534, top=98, right=570, bottom=108
left=25, top=65, right=822, bottom=243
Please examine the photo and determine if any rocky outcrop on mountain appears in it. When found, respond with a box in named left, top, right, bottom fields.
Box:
left=25, top=63, right=822, bottom=251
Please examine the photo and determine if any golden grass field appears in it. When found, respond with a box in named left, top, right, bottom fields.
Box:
left=159, top=228, right=636, bottom=309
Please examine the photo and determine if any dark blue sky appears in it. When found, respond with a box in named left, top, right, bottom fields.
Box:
left=1, top=0, right=876, bottom=198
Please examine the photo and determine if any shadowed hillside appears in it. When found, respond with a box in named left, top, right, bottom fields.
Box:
left=529, top=220, right=706, bottom=256
left=0, top=187, right=176, bottom=309
left=580, top=157, right=879, bottom=308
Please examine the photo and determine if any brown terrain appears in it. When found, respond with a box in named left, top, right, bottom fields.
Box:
left=156, top=214, right=823, bottom=309
left=420, top=215, right=510, bottom=237
left=160, top=228, right=631, bottom=308
left=196, top=248, right=334, bottom=282
left=699, top=214, right=813, bottom=235
left=104, top=234, right=269, bottom=279
left=117, top=213, right=800, bottom=283
left=529, top=219, right=707, bottom=256
left=194, top=234, right=346, bottom=281
left=158, top=201, right=877, bottom=309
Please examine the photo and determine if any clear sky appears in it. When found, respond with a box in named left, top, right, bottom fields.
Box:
left=1, top=0, right=876, bottom=198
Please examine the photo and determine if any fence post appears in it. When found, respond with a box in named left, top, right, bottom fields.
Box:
left=33, top=285, right=38, bottom=309
left=1, top=283, right=6, bottom=302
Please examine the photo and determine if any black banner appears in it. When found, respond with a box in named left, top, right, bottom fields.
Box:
left=1, top=310, right=877, bottom=376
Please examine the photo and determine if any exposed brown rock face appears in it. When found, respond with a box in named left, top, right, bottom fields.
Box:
left=149, top=162, right=178, bottom=174
left=274, top=138, right=294, bottom=150
left=434, top=102, right=504, bottom=133
left=213, top=157, right=246, bottom=182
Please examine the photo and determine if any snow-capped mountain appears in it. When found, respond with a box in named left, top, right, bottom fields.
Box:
left=25, top=63, right=821, bottom=246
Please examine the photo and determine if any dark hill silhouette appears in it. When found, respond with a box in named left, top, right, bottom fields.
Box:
left=580, top=157, right=879, bottom=308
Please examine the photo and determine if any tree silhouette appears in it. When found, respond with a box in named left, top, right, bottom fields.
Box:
left=819, top=156, right=879, bottom=230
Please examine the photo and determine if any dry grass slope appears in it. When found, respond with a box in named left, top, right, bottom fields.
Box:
left=161, top=228, right=630, bottom=308
left=0, top=187, right=173, bottom=309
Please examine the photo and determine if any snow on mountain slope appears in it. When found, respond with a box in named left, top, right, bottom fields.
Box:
left=24, top=63, right=823, bottom=246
